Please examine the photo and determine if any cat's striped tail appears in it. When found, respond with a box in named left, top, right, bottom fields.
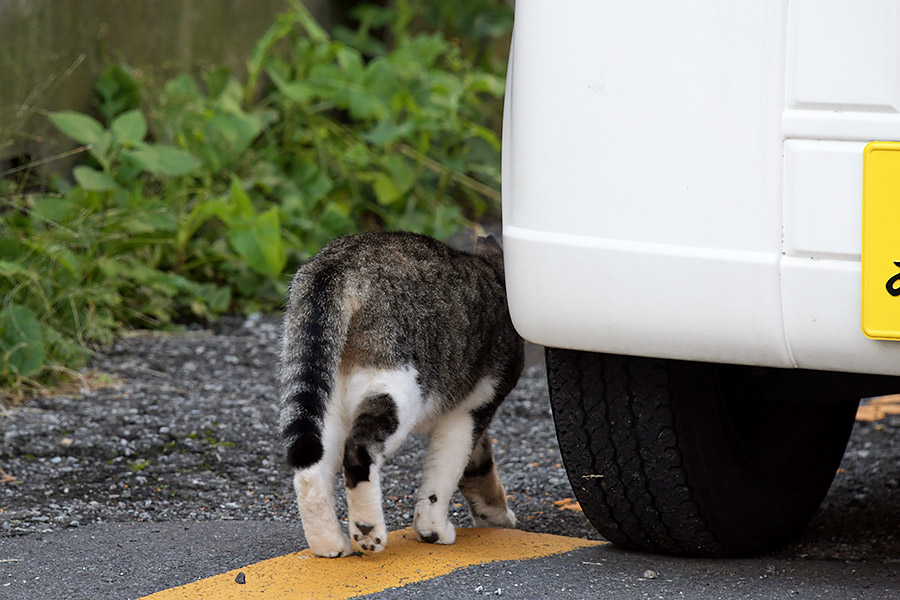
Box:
left=278, top=266, right=350, bottom=470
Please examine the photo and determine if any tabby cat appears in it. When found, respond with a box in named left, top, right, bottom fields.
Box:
left=279, top=231, right=524, bottom=557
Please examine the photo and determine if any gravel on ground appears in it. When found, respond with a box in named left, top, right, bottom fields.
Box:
left=1, top=314, right=898, bottom=563
left=0, top=315, right=593, bottom=543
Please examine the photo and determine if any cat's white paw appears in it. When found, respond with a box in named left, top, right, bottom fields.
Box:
left=413, top=502, right=457, bottom=544
left=306, top=529, right=354, bottom=558
left=350, top=520, right=388, bottom=553
left=414, top=519, right=456, bottom=545
left=473, top=506, right=516, bottom=529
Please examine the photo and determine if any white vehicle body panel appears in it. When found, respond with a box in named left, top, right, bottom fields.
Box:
left=502, top=0, right=900, bottom=375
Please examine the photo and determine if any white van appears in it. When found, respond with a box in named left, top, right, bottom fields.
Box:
left=502, top=0, right=900, bottom=556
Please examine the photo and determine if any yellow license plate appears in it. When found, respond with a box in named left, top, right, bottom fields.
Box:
left=861, top=141, right=900, bottom=340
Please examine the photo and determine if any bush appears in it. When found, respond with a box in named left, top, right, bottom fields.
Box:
left=0, top=0, right=512, bottom=396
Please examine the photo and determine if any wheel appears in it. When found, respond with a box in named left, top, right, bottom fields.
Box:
left=546, top=349, right=863, bottom=557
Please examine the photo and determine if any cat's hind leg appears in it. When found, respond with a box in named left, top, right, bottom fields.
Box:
left=290, top=408, right=353, bottom=557
left=413, top=411, right=474, bottom=544
left=343, top=393, right=396, bottom=553
left=293, top=466, right=351, bottom=557
left=413, top=378, right=499, bottom=545
left=343, top=367, right=421, bottom=553
left=459, top=431, right=516, bottom=528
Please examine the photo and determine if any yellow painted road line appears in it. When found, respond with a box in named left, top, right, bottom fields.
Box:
left=140, top=527, right=605, bottom=600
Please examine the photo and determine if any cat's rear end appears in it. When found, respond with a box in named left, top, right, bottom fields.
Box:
left=279, top=232, right=523, bottom=557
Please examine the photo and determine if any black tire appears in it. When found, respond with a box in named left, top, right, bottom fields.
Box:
left=546, top=349, right=865, bottom=557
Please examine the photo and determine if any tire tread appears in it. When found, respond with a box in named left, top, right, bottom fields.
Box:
left=547, top=349, right=725, bottom=555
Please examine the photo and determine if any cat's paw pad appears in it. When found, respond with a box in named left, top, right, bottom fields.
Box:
left=308, top=531, right=353, bottom=558
left=350, top=520, right=387, bottom=553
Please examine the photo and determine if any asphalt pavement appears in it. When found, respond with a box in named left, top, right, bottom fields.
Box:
left=1, top=316, right=899, bottom=599
left=2, top=520, right=897, bottom=599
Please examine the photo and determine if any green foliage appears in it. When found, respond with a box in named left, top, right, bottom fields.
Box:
left=0, top=304, right=45, bottom=383
left=0, top=0, right=511, bottom=395
left=250, top=2, right=506, bottom=250
left=95, top=63, right=142, bottom=124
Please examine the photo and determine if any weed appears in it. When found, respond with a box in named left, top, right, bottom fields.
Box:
left=0, top=1, right=512, bottom=395
left=128, top=459, right=152, bottom=473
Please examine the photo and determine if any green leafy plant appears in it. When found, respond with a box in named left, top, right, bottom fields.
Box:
left=47, top=108, right=202, bottom=184
left=0, top=0, right=511, bottom=397
left=0, top=304, right=46, bottom=383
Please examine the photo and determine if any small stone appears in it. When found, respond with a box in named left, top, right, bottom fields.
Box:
left=60, top=438, right=74, bottom=447
left=235, top=572, right=246, bottom=585
left=50, top=457, right=63, bottom=464
left=642, top=569, right=657, bottom=579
